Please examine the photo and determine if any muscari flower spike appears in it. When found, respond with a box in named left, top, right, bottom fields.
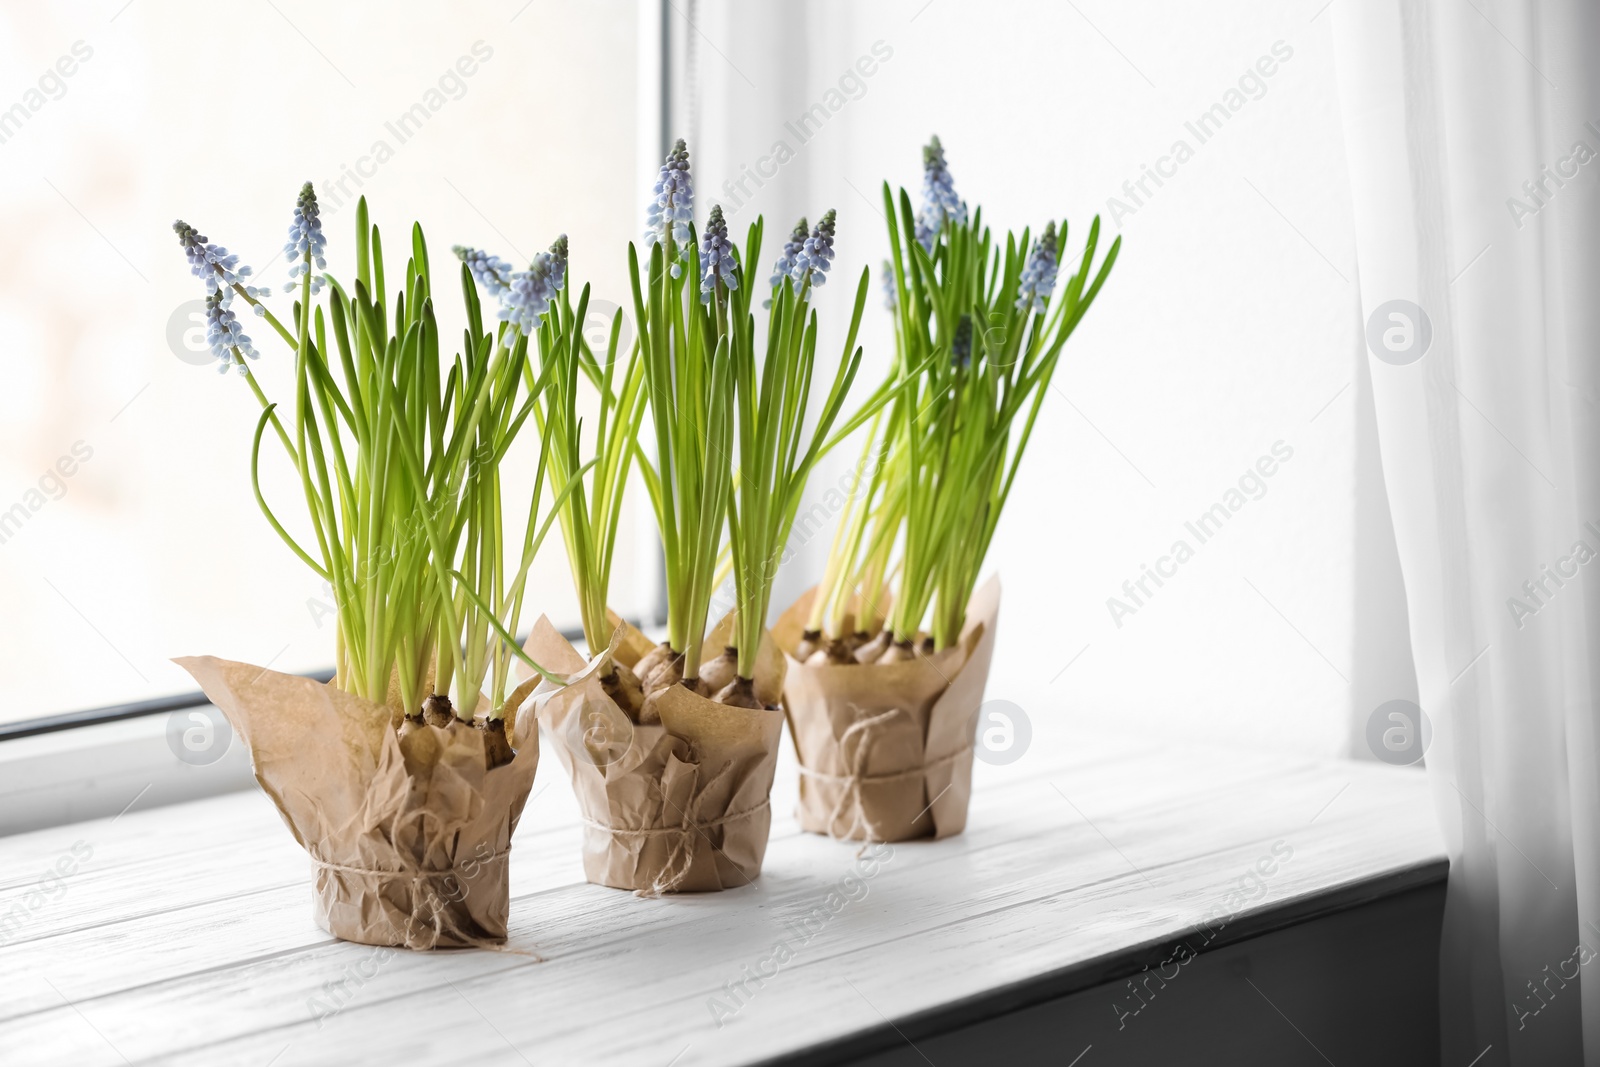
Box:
left=205, top=288, right=260, bottom=373
left=951, top=314, right=973, bottom=368
left=914, top=135, right=967, bottom=251
left=792, top=209, right=837, bottom=288
left=172, top=220, right=270, bottom=314
left=283, top=182, right=328, bottom=296
left=453, top=245, right=513, bottom=300
left=880, top=259, right=896, bottom=311
left=769, top=218, right=808, bottom=288
left=763, top=218, right=807, bottom=309
left=699, top=206, right=739, bottom=304
left=500, top=251, right=560, bottom=340
left=547, top=233, right=569, bottom=293
left=645, top=138, right=694, bottom=278
left=1016, top=222, right=1060, bottom=314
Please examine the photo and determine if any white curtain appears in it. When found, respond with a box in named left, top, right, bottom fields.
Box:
left=1332, top=1, right=1600, bottom=1063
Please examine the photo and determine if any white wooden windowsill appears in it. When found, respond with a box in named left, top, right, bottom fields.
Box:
left=0, top=728, right=1445, bottom=1065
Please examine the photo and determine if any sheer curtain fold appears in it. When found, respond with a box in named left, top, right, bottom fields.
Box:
left=1332, top=1, right=1600, bottom=1062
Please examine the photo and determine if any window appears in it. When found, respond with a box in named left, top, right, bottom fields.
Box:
left=0, top=1, right=653, bottom=726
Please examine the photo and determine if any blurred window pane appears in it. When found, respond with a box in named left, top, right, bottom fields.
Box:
left=0, top=3, right=645, bottom=723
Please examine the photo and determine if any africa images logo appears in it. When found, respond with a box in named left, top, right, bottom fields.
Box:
left=166, top=706, right=234, bottom=766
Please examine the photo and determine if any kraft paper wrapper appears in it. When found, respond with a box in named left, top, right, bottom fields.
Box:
left=774, top=576, right=1000, bottom=842
left=524, top=612, right=785, bottom=894
left=174, top=656, right=540, bottom=949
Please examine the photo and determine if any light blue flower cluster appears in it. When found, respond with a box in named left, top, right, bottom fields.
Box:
left=1016, top=222, right=1059, bottom=314
left=792, top=209, right=836, bottom=288
left=763, top=218, right=807, bottom=308
left=645, top=139, right=694, bottom=278
left=769, top=218, right=807, bottom=289
left=880, top=259, right=896, bottom=311
left=204, top=289, right=259, bottom=373
left=282, top=182, right=328, bottom=296
left=498, top=235, right=570, bottom=340
left=914, top=135, right=967, bottom=251
left=699, top=205, right=739, bottom=304
left=453, top=245, right=513, bottom=300
left=172, top=220, right=271, bottom=316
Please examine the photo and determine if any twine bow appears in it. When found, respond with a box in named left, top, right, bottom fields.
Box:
left=309, top=845, right=514, bottom=952
left=580, top=760, right=766, bottom=897
left=817, top=708, right=903, bottom=841
left=797, top=708, right=974, bottom=841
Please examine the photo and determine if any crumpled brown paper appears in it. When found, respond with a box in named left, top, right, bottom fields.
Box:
left=773, top=576, right=1000, bottom=842
left=174, top=656, right=540, bottom=950
left=525, top=612, right=785, bottom=894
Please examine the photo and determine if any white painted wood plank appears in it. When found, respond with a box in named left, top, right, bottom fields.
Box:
left=0, top=728, right=1442, bottom=1067
left=0, top=731, right=1151, bottom=953
left=0, top=736, right=1158, bottom=1021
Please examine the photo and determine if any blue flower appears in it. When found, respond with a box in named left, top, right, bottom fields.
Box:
left=466, top=236, right=568, bottom=342
left=763, top=218, right=807, bottom=308
left=282, top=182, right=328, bottom=296
left=914, top=135, right=967, bottom=251
left=880, top=259, right=896, bottom=311
left=500, top=252, right=560, bottom=339
left=453, top=245, right=513, bottom=300
left=205, top=288, right=259, bottom=373
left=699, top=205, right=739, bottom=304
left=172, top=220, right=270, bottom=314
left=792, top=209, right=836, bottom=288
left=1015, top=222, right=1060, bottom=314
left=769, top=218, right=807, bottom=289
left=645, top=138, right=694, bottom=277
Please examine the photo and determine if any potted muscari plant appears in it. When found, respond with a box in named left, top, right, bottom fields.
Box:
left=503, top=141, right=884, bottom=893
left=775, top=136, right=1122, bottom=842
left=173, top=187, right=571, bottom=948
